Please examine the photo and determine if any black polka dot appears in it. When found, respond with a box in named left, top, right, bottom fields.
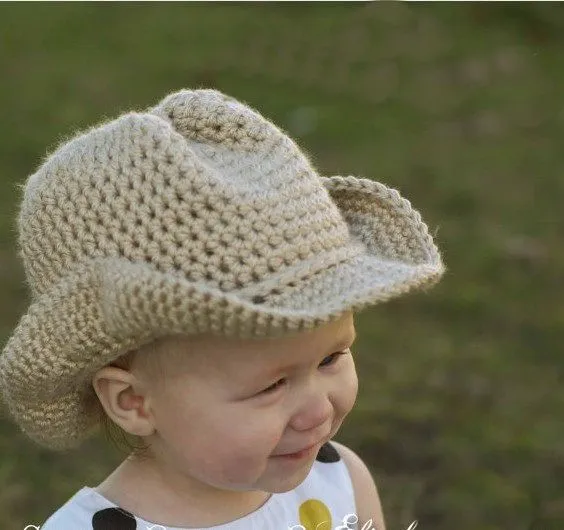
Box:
left=316, top=441, right=341, bottom=463
left=92, top=507, right=137, bottom=529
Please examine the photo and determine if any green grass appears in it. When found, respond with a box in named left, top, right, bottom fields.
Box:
left=0, top=3, right=563, bottom=529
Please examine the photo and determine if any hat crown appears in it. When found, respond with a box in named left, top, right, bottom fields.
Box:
left=18, top=90, right=351, bottom=298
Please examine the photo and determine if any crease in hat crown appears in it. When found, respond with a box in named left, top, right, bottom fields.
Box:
left=18, top=89, right=353, bottom=299
left=0, top=88, right=445, bottom=450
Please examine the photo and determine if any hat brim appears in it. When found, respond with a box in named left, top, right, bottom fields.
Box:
left=0, top=176, right=444, bottom=450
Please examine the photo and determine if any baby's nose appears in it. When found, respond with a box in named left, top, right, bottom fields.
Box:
left=289, top=393, right=333, bottom=433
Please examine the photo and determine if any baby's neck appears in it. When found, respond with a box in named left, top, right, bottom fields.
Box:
left=95, top=453, right=272, bottom=528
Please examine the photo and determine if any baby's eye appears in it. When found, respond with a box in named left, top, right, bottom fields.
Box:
left=319, top=349, right=348, bottom=368
left=258, top=349, right=350, bottom=395
left=261, top=378, right=287, bottom=394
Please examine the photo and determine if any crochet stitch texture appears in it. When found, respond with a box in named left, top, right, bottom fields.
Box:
left=0, top=89, right=444, bottom=450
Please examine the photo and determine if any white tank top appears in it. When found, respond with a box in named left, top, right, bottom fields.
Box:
left=39, top=442, right=357, bottom=530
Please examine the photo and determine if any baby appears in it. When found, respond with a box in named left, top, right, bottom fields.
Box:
left=0, top=89, right=444, bottom=529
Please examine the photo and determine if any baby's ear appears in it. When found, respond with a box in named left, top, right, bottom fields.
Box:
left=91, top=365, right=135, bottom=403
left=91, top=366, right=155, bottom=437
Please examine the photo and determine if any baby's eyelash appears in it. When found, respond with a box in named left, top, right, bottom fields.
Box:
left=259, top=349, right=350, bottom=395
left=318, top=349, right=348, bottom=368
left=261, top=378, right=287, bottom=394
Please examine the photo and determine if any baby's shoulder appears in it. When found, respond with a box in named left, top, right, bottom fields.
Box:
left=330, top=440, right=386, bottom=530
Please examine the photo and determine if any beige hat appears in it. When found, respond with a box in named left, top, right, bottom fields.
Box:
left=0, top=89, right=444, bottom=451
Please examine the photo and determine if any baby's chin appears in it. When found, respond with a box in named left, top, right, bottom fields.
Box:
left=256, top=459, right=315, bottom=494
left=257, top=475, right=309, bottom=494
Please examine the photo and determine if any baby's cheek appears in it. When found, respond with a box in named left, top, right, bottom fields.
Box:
left=235, top=414, right=284, bottom=454
left=213, top=419, right=283, bottom=485
left=335, top=363, right=359, bottom=417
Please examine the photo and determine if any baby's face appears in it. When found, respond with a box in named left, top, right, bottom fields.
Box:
left=141, top=311, right=358, bottom=494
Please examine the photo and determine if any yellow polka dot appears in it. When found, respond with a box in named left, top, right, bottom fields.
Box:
left=298, top=499, right=332, bottom=530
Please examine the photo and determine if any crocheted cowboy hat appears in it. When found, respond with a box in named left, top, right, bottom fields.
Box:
left=0, top=89, right=444, bottom=450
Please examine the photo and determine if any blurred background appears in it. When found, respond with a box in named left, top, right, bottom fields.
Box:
left=0, top=3, right=562, bottom=529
